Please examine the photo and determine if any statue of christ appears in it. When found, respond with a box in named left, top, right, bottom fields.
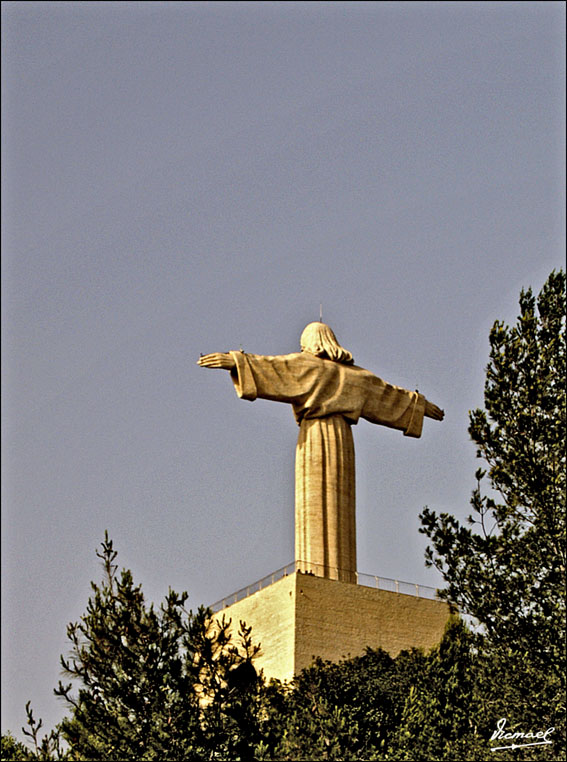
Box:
left=198, top=322, right=444, bottom=583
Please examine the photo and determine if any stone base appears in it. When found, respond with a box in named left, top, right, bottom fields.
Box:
left=212, top=571, right=451, bottom=682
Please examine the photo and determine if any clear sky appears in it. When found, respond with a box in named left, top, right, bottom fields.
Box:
left=2, top=0, right=565, bottom=738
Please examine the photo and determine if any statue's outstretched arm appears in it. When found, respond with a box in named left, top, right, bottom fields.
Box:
left=424, top=399, right=444, bottom=421
left=197, top=352, right=236, bottom=370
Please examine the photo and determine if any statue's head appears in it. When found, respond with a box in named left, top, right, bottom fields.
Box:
left=300, top=322, right=354, bottom=365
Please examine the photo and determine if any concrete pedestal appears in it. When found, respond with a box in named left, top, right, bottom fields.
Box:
left=213, top=571, right=451, bottom=681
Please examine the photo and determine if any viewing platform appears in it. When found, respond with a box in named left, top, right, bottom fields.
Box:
left=211, top=560, right=440, bottom=612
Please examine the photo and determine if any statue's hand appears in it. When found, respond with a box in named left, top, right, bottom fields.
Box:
left=197, top=352, right=236, bottom=370
left=424, top=400, right=444, bottom=421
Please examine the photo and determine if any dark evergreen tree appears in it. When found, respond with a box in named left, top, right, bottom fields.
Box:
left=420, top=270, right=566, bottom=755
left=391, top=617, right=488, bottom=761
left=54, top=533, right=202, bottom=759
left=27, top=532, right=264, bottom=761
left=255, top=644, right=430, bottom=760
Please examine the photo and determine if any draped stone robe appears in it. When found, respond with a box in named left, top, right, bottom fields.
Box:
left=229, top=351, right=426, bottom=583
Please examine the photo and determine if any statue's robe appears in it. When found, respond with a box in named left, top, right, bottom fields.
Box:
left=229, top=351, right=426, bottom=583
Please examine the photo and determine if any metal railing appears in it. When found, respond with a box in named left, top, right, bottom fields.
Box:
left=210, top=560, right=440, bottom=612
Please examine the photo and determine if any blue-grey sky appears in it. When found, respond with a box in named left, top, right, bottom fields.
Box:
left=2, top=0, right=564, bottom=738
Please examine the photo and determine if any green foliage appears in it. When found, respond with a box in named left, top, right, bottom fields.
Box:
left=10, top=532, right=266, bottom=761
left=392, top=617, right=487, bottom=761
left=55, top=534, right=201, bottom=759
left=257, top=643, right=442, bottom=760
left=262, top=647, right=402, bottom=760
left=1, top=731, right=32, bottom=761
left=188, top=614, right=266, bottom=760
left=420, top=270, right=566, bottom=754
left=1, top=703, right=69, bottom=761
left=256, top=618, right=495, bottom=761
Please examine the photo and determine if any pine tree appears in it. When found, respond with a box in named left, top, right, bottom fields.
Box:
left=53, top=532, right=263, bottom=760
left=420, top=270, right=566, bottom=754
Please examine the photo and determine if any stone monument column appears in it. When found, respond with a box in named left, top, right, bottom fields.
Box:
left=295, top=416, right=356, bottom=583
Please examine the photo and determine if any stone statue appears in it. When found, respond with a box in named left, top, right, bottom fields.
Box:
left=198, top=322, right=444, bottom=583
